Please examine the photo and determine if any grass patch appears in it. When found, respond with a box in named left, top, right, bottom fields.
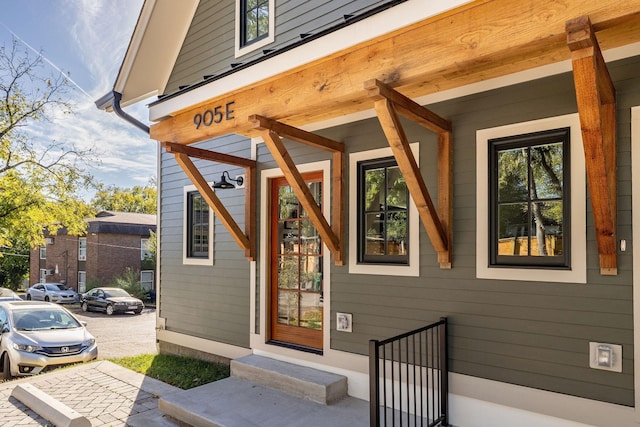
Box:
left=109, top=353, right=230, bottom=389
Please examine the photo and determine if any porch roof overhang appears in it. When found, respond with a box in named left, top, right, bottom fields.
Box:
left=146, top=0, right=640, bottom=271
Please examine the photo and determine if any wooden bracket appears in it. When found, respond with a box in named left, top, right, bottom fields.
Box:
left=250, top=115, right=344, bottom=266
left=162, top=141, right=256, bottom=261
left=365, top=79, right=452, bottom=269
left=567, top=16, right=617, bottom=275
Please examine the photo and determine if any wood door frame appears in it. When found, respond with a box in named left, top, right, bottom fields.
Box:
left=269, top=171, right=324, bottom=351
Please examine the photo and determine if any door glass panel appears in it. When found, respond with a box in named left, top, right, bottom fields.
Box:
left=278, top=291, right=299, bottom=326
left=300, top=292, right=322, bottom=330
left=278, top=257, right=298, bottom=289
left=273, top=175, right=323, bottom=346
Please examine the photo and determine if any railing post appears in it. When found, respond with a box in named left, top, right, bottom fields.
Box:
left=439, top=317, right=449, bottom=426
left=369, top=339, right=380, bottom=427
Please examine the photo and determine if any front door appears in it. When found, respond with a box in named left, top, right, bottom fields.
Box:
left=270, top=172, right=323, bottom=351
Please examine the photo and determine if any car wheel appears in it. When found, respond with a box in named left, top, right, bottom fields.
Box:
left=1, top=353, right=12, bottom=381
left=106, top=304, right=114, bottom=316
left=44, top=296, right=50, bottom=302
left=26, top=294, right=31, bottom=301
left=81, top=301, right=89, bottom=312
left=134, top=309, right=142, bottom=315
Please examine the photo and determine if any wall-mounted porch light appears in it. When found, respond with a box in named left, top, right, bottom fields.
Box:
left=212, top=171, right=244, bottom=189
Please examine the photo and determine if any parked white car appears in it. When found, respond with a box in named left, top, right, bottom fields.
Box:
left=0, top=301, right=98, bottom=379
left=26, top=283, right=78, bottom=304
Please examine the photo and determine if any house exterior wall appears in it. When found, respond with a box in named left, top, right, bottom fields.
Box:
left=29, top=235, right=78, bottom=289
left=159, top=132, right=252, bottom=348
left=158, top=57, right=637, bottom=409
left=147, top=0, right=639, bottom=424
left=29, top=230, right=155, bottom=290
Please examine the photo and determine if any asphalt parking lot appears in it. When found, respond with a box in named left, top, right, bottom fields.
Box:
left=67, top=305, right=158, bottom=359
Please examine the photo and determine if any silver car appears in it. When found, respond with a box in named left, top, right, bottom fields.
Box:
left=26, top=283, right=78, bottom=304
left=0, top=301, right=98, bottom=380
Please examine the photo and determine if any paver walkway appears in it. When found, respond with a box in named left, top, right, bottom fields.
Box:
left=0, top=360, right=179, bottom=427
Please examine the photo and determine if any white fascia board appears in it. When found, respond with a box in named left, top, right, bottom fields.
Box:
left=148, top=0, right=473, bottom=121
left=116, top=0, right=199, bottom=107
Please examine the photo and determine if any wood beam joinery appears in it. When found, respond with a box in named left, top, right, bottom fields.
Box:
left=251, top=115, right=344, bottom=265
left=567, top=16, right=617, bottom=275
left=162, top=142, right=257, bottom=261
left=366, top=79, right=452, bottom=269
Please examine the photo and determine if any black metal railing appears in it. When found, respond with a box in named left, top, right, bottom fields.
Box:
left=369, top=317, right=448, bottom=427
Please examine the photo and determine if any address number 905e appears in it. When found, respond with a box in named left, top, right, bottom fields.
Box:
left=193, top=101, right=235, bottom=129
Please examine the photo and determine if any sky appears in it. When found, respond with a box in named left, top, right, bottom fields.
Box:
left=0, top=0, right=155, bottom=198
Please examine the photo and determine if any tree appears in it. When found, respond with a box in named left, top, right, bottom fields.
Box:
left=0, top=237, right=30, bottom=289
left=90, top=180, right=157, bottom=214
left=0, top=39, right=95, bottom=251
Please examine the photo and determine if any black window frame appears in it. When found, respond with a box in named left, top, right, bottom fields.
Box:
left=240, top=0, right=270, bottom=48
left=489, top=127, right=571, bottom=268
left=186, top=191, right=210, bottom=259
left=357, top=156, right=410, bottom=265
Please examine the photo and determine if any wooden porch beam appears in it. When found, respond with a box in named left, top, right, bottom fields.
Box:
left=261, top=129, right=343, bottom=265
left=163, top=141, right=256, bottom=167
left=374, top=98, right=449, bottom=261
left=250, top=115, right=344, bottom=153
left=150, top=0, right=640, bottom=145
left=365, top=79, right=452, bottom=133
left=368, top=79, right=452, bottom=268
left=567, top=16, right=617, bottom=275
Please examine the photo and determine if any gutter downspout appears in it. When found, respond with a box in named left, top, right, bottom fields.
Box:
left=95, top=90, right=150, bottom=134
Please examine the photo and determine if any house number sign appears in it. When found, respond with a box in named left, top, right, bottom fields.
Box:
left=193, top=101, right=235, bottom=129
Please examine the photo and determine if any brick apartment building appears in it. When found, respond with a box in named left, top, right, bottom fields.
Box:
left=29, top=211, right=157, bottom=293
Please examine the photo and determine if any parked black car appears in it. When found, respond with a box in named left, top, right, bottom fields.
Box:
left=80, top=287, right=144, bottom=315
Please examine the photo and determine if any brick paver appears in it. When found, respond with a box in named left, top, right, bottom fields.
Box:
left=0, top=361, right=179, bottom=426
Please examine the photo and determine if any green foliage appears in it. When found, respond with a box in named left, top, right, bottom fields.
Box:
left=0, top=39, right=96, bottom=250
left=109, top=353, right=230, bottom=390
left=0, top=237, right=29, bottom=289
left=112, top=267, right=148, bottom=300
left=91, top=180, right=157, bottom=214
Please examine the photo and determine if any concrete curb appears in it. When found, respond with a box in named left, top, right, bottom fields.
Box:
left=11, top=383, right=91, bottom=427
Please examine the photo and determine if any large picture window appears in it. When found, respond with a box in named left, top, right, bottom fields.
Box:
left=476, top=114, right=586, bottom=283
left=489, top=128, right=570, bottom=268
left=358, top=157, right=409, bottom=265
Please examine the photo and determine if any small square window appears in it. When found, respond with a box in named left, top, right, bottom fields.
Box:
left=235, top=0, right=275, bottom=57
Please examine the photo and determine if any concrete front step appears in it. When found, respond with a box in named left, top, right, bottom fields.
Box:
left=230, top=354, right=348, bottom=405
left=158, top=377, right=369, bottom=427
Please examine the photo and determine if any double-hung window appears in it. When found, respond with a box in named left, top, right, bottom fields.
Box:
left=183, top=185, right=214, bottom=265
left=78, top=238, right=87, bottom=261
left=489, top=128, right=570, bottom=268
left=187, top=191, right=209, bottom=258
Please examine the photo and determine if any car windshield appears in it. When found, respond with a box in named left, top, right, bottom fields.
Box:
left=54, top=284, right=69, bottom=291
left=45, top=284, right=63, bottom=291
left=103, top=289, right=131, bottom=298
left=12, top=309, right=82, bottom=331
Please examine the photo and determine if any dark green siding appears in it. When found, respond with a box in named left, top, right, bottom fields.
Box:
left=160, top=133, right=253, bottom=348
left=323, top=58, right=636, bottom=406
